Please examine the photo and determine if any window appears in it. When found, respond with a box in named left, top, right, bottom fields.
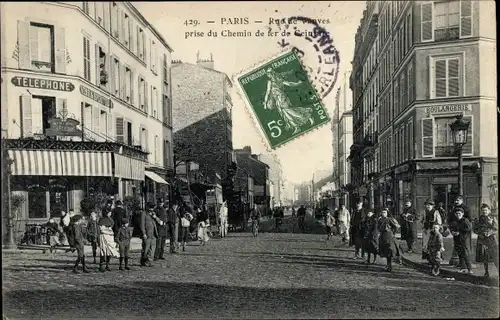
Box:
left=140, top=127, right=148, bottom=151
left=137, top=28, right=145, bottom=60
left=164, top=140, right=171, bottom=168
left=163, top=95, right=171, bottom=125
left=125, top=67, right=132, bottom=103
left=432, top=56, right=461, bottom=98
left=421, top=115, right=472, bottom=157
left=407, top=63, right=414, bottom=105
left=84, top=103, right=92, bottom=131
left=154, top=135, right=159, bottom=164
left=100, top=110, right=107, bottom=136
left=435, top=1, right=459, bottom=40
left=151, top=40, right=157, bottom=73
left=111, top=2, right=119, bottom=38
left=112, top=57, right=120, bottom=96
left=30, top=23, right=54, bottom=73
left=97, top=45, right=108, bottom=89
left=124, top=13, right=130, bottom=48
left=82, top=2, right=89, bottom=14
left=31, top=96, right=56, bottom=135
left=394, top=79, right=399, bottom=116
left=28, top=181, right=48, bottom=219
left=421, top=1, right=472, bottom=42
left=400, top=72, right=407, bottom=110
left=152, top=86, right=157, bottom=118
left=95, top=2, right=104, bottom=26
left=139, top=77, right=146, bottom=110
left=126, top=121, right=132, bottom=146
left=83, top=37, right=91, bottom=81
left=408, top=119, right=413, bottom=158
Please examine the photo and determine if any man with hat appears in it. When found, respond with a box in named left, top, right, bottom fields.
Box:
left=450, top=207, right=473, bottom=274
left=140, top=202, right=162, bottom=267
left=154, top=200, right=168, bottom=260
left=448, top=195, right=471, bottom=267
left=421, top=199, right=442, bottom=260
left=400, top=199, right=419, bottom=253
left=112, top=200, right=127, bottom=235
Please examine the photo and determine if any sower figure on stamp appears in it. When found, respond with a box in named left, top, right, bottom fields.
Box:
left=154, top=200, right=168, bottom=260
left=400, top=200, right=419, bottom=253
left=140, top=203, right=161, bottom=267
left=263, top=68, right=314, bottom=135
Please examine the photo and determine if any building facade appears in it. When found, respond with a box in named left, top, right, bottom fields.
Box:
left=339, top=110, right=353, bottom=208
left=350, top=0, right=497, bottom=217
left=171, top=55, right=236, bottom=207
left=1, top=2, right=174, bottom=234
left=256, top=153, right=284, bottom=208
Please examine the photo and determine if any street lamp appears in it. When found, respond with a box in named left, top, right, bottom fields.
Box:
left=449, top=115, right=470, bottom=196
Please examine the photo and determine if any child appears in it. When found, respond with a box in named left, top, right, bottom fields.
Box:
left=45, top=218, right=62, bottom=253
left=451, top=208, right=473, bottom=274
left=115, top=218, right=133, bottom=271
left=197, top=219, right=209, bottom=246
left=325, top=211, right=335, bottom=240
left=427, top=223, right=445, bottom=276
left=473, top=203, right=499, bottom=277
left=180, top=211, right=194, bottom=251
left=72, top=218, right=89, bottom=273
left=86, top=211, right=100, bottom=264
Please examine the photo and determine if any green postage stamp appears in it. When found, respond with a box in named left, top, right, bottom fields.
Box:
left=236, top=50, right=330, bottom=149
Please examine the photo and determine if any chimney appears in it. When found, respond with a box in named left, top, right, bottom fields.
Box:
left=243, top=146, right=252, bottom=154
left=196, top=52, right=214, bottom=69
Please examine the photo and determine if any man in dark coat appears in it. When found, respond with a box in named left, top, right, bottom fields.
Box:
left=400, top=200, right=419, bottom=253
left=167, top=202, right=179, bottom=254
left=112, top=200, right=127, bottom=235
left=140, top=202, right=161, bottom=267
left=448, top=195, right=471, bottom=267
left=154, top=201, right=168, bottom=260
left=350, top=200, right=365, bottom=259
left=450, top=208, right=473, bottom=273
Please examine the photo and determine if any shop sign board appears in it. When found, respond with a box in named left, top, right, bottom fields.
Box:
left=80, top=85, right=112, bottom=108
left=425, top=104, right=471, bottom=116
left=11, top=76, right=75, bottom=92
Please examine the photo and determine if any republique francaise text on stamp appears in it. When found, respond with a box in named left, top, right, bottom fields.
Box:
left=236, top=49, right=330, bottom=149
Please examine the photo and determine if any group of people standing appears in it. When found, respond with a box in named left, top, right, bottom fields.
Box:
left=324, top=195, right=499, bottom=277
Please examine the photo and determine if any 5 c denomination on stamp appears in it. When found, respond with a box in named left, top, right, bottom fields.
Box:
left=236, top=50, right=330, bottom=149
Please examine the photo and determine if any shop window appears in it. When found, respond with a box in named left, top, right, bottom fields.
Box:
left=27, top=184, right=47, bottom=219
left=32, top=96, right=56, bottom=136
left=30, top=23, right=54, bottom=73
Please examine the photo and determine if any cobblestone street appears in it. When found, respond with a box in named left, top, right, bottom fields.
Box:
left=3, top=216, right=499, bottom=319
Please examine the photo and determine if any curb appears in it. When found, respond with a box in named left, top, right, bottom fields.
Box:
left=401, top=255, right=499, bottom=287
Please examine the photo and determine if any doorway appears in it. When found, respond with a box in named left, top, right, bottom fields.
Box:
left=432, top=183, right=459, bottom=214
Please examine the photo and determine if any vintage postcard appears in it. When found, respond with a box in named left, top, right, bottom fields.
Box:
left=1, top=1, right=498, bottom=319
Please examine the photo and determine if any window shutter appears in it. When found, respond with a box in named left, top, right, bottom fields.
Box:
left=107, top=112, right=113, bottom=140
left=116, top=116, right=124, bottom=143
left=54, top=27, right=66, bottom=74
left=422, top=118, right=434, bottom=157
left=104, top=3, right=110, bottom=31
left=145, top=80, right=149, bottom=113
left=409, top=120, right=414, bottom=158
left=20, top=94, right=33, bottom=138
left=460, top=0, right=472, bottom=38
left=435, top=59, right=447, bottom=98
left=448, top=58, right=460, bottom=97
left=130, top=69, right=135, bottom=106
left=123, top=121, right=130, bottom=145
left=407, top=64, right=413, bottom=104
left=137, top=26, right=141, bottom=58
left=462, top=115, right=473, bottom=155
left=93, top=106, right=100, bottom=135
left=111, top=4, right=117, bottom=37
left=88, top=2, right=95, bottom=19
left=142, top=32, right=147, bottom=62
left=129, top=19, right=134, bottom=51
left=120, top=64, right=126, bottom=100
left=95, top=44, right=101, bottom=86
left=117, top=7, right=123, bottom=40
left=17, top=21, right=31, bottom=69
left=421, top=3, right=433, bottom=42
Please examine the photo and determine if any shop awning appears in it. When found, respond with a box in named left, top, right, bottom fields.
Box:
left=60, top=151, right=112, bottom=176
left=145, top=170, right=169, bottom=184
left=114, top=154, right=146, bottom=180
left=8, top=150, right=64, bottom=176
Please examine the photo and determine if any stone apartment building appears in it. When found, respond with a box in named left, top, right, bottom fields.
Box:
left=256, top=153, right=284, bottom=208
left=1, top=1, right=174, bottom=234
left=350, top=0, right=497, bottom=217
left=171, top=55, right=236, bottom=204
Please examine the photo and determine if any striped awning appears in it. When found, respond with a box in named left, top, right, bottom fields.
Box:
left=60, top=151, right=112, bottom=177
left=114, top=154, right=146, bottom=181
left=8, top=150, right=64, bottom=176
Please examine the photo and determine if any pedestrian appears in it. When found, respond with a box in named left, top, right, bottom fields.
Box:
left=377, top=208, right=400, bottom=272
left=448, top=195, right=471, bottom=268
left=154, top=201, right=168, bottom=260
left=421, top=199, right=442, bottom=260
left=111, top=200, right=127, bottom=235
left=60, top=208, right=74, bottom=251
left=72, top=218, right=90, bottom=273
left=44, top=218, right=62, bottom=253
left=333, top=206, right=340, bottom=235
left=115, top=218, right=133, bottom=271
left=337, top=204, right=351, bottom=244
left=86, top=211, right=100, bottom=264
left=450, top=208, right=473, bottom=274
left=219, top=201, right=228, bottom=238
left=166, top=202, right=179, bottom=254
left=362, top=211, right=379, bottom=264
left=180, top=211, right=194, bottom=251
left=349, top=200, right=365, bottom=259
left=98, top=209, right=118, bottom=272
left=140, top=202, right=161, bottom=267
left=473, top=203, right=499, bottom=278
left=197, top=219, right=210, bottom=245
left=427, top=223, right=445, bottom=276
left=400, top=200, right=418, bottom=253
left=325, top=210, right=335, bottom=240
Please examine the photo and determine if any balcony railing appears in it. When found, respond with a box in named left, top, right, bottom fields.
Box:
left=435, top=145, right=456, bottom=157
left=435, top=27, right=459, bottom=42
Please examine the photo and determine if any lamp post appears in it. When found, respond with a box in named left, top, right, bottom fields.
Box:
left=448, top=114, right=471, bottom=266
left=3, top=141, right=16, bottom=249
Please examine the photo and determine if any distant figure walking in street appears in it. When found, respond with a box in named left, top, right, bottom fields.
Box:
left=60, top=209, right=74, bottom=251
left=197, top=219, right=210, bottom=245
left=180, top=211, right=194, bottom=251
left=325, top=210, right=335, bottom=240
left=427, top=223, right=445, bottom=276
left=400, top=200, right=418, bottom=253
left=450, top=208, right=473, bottom=274
left=474, top=203, right=499, bottom=278
left=86, top=211, right=100, bottom=264
left=421, top=200, right=442, bottom=260
left=140, top=203, right=161, bottom=267
left=154, top=201, right=168, bottom=260
left=98, top=210, right=118, bottom=272
left=350, top=201, right=365, bottom=259
left=377, top=208, right=400, bottom=272
left=297, top=205, right=307, bottom=233
left=219, top=201, right=229, bottom=238
left=72, top=218, right=89, bottom=273
left=167, top=203, right=180, bottom=254
left=362, top=211, right=378, bottom=264
left=116, top=218, right=133, bottom=271
left=337, top=204, right=351, bottom=244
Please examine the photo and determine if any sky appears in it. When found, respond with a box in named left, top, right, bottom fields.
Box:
left=135, top=1, right=366, bottom=184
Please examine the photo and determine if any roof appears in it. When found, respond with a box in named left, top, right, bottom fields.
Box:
left=127, top=2, right=174, bottom=53
left=172, top=62, right=232, bottom=87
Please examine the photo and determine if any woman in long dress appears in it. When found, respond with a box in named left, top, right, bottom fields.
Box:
left=473, top=203, right=499, bottom=277
left=98, top=210, right=119, bottom=272
left=263, top=68, right=314, bottom=135
left=377, top=208, right=400, bottom=272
